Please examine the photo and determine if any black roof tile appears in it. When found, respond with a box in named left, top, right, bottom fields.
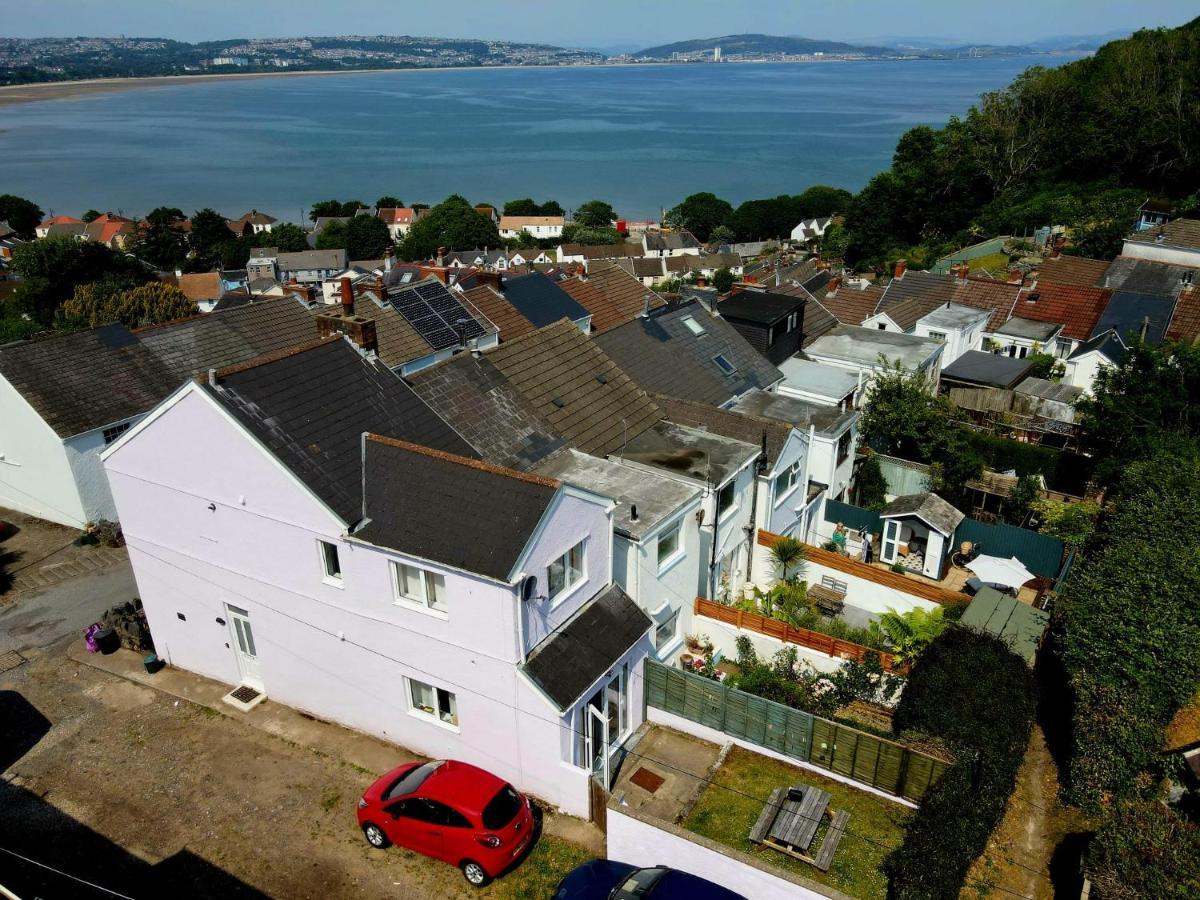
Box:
left=501, top=273, right=590, bottom=328
left=521, top=583, right=650, bottom=710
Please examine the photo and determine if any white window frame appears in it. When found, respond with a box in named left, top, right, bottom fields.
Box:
left=318, top=540, right=343, bottom=586
left=548, top=539, right=586, bottom=605
left=773, top=460, right=801, bottom=508
left=406, top=677, right=459, bottom=730
left=927, top=330, right=947, bottom=343
left=102, top=422, right=132, bottom=446
left=681, top=315, right=706, bottom=336
left=712, top=353, right=737, bottom=376
left=392, top=561, right=448, bottom=617
left=654, top=607, right=680, bottom=651
left=656, top=520, right=684, bottom=573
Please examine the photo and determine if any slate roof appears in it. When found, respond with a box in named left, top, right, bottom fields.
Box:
left=277, top=249, right=347, bottom=271
left=1166, top=287, right=1200, bottom=343
left=1100, top=256, right=1199, bottom=295
left=521, top=584, right=650, bottom=711
left=460, top=284, right=536, bottom=340
left=768, top=282, right=839, bottom=346
left=559, top=242, right=645, bottom=260
left=816, top=284, right=885, bottom=326
left=880, top=492, right=964, bottom=535
left=719, top=289, right=804, bottom=325
left=1014, top=377, right=1084, bottom=405
left=1092, top=290, right=1175, bottom=345
left=408, top=352, right=566, bottom=471
left=356, top=435, right=558, bottom=581
left=486, top=319, right=663, bottom=457
left=1126, top=218, right=1200, bottom=252
left=204, top=339, right=475, bottom=524
left=941, top=351, right=1034, bottom=389
left=500, top=273, right=590, bottom=328
left=1068, top=329, right=1127, bottom=364
left=594, top=302, right=783, bottom=407
left=881, top=270, right=956, bottom=307
left=653, top=394, right=793, bottom=468
left=0, top=297, right=323, bottom=438
left=1035, top=255, right=1111, bottom=287
left=1012, top=282, right=1113, bottom=341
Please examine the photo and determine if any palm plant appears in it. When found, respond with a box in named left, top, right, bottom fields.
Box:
left=876, top=606, right=947, bottom=665
left=769, top=536, right=807, bottom=584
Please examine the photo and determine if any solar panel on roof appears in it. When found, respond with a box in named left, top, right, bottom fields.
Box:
left=389, top=282, right=486, bottom=351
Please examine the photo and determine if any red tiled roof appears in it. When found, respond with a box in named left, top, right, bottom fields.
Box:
left=820, top=283, right=885, bottom=325
left=460, top=284, right=536, bottom=340
left=1035, top=255, right=1109, bottom=287
left=40, top=215, right=82, bottom=228
left=564, top=267, right=665, bottom=333
left=1166, top=286, right=1200, bottom=343
left=1013, top=281, right=1114, bottom=342
left=378, top=207, right=414, bottom=224
left=950, top=276, right=1022, bottom=332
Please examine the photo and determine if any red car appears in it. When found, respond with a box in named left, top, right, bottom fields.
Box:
left=357, top=759, right=538, bottom=887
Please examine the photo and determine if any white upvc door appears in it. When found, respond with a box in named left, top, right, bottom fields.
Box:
left=881, top=520, right=901, bottom=564
left=226, top=604, right=263, bottom=689
left=588, top=705, right=609, bottom=788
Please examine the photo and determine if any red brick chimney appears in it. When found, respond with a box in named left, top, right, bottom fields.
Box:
left=475, top=270, right=503, bottom=291
left=340, top=277, right=354, bottom=315
left=894, top=259, right=907, bottom=279
left=826, top=275, right=843, bottom=295
left=316, top=313, right=378, bottom=355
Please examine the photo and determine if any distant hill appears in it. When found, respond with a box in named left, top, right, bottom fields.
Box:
left=631, top=34, right=896, bottom=59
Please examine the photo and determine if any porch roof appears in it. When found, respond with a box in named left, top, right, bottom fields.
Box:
left=521, top=584, right=651, bottom=711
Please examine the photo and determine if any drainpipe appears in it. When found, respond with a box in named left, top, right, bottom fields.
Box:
left=515, top=584, right=527, bottom=664
left=744, top=433, right=768, bottom=586
left=800, top=425, right=816, bottom=541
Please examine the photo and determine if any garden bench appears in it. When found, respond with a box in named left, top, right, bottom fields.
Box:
left=810, top=576, right=847, bottom=616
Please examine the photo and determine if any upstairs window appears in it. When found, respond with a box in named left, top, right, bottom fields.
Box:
left=837, top=430, right=853, bottom=465
left=548, top=540, right=585, bottom=600
left=928, top=331, right=947, bottom=343
left=655, top=607, right=680, bottom=650
left=657, top=522, right=682, bottom=569
left=319, top=540, right=342, bottom=584
left=393, top=562, right=448, bottom=614
left=717, top=481, right=737, bottom=518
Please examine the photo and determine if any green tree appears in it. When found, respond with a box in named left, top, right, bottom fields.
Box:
left=560, top=224, right=622, bottom=246
left=267, top=222, right=311, bottom=253
left=876, top=606, right=947, bottom=665
left=665, top=192, right=733, bottom=243
left=1002, top=473, right=1041, bottom=526
left=10, top=236, right=145, bottom=323
left=503, top=198, right=540, bottom=217
left=81, top=209, right=102, bottom=223
left=61, top=280, right=197, bottom=328
left=329, top=215, right=392, bottom=260
left=859, top=361, right=952, bottom=459
left=539, top=200, right=565, bottom=217
left=768, top=536, right=806, bottom=584
left=1030, top=497, right=1099, bottom=548
left=708, top=224, right=736, bottom=245
left=1085, top=801, right=1200, bottom=900
left=0, top=194, right=45, bottom=238
left=188, top=208, right=233, bottom=262
left=573, top=200, right=617, bottom=229
left=712, top=267, right=735, bottom=294
left=854, top=453, right=888, bottom=510
left=1076, top=341, right=1200, bottom=486
left=127, top=217, right=188, bottom=270
left=1024, top=351, right=1064, bottom=380
left=374, top=195, right=404, bottom=209
left=400, top=196, right=501, bottom=261
left=309, top=199, right=362, bottom=221
left=795, top=185, right=853, bottom=218
left=145, top=206, right=185, bottom=226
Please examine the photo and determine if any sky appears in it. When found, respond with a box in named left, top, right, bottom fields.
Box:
left=4, top=0, right=1196, bottom=51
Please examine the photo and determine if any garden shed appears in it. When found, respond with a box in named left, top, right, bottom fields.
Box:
left=878, top=492, right=965, bottom=580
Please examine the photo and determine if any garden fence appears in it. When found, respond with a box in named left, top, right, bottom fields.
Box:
left=644, top=660, right=949, bottom=801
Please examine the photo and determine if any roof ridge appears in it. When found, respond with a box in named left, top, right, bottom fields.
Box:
left=205, top=336, right=340, bottom=381
left=366, top=433, right=561, bottom=490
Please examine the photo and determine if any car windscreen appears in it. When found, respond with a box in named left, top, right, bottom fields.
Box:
left=610, top=867, right=669, bottom=899
left=383, top=761, right=444, bottom=802
left=480, top=784, right=523, bottom=830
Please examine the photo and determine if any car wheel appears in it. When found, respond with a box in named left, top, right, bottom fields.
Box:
left=362, top=822, right=390, bottom=849
left=460, top=859, right=491, bottom=887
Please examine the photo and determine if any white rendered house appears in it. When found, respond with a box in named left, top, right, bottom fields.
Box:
left=102, top=339, right=652, bottom=817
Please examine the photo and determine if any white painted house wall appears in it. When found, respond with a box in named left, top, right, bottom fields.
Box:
left=103, top=385, right=638, bottom=816
left=760, top=430, right=811, bottom=537
left=1121, top=239, right=1200, bottom=268
left=1065, top=351, right=1112, bottom=395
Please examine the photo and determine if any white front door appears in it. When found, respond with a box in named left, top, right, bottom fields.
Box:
left=227, top=604, right=263, bottom=689
left=588, top=704, right=609, bottom=788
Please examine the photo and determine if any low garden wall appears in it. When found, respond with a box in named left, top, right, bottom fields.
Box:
left=607, top=800, right=847, bottom=900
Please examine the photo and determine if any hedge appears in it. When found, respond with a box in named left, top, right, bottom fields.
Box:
left=1086, top=801, right=1200, bottom=899
left=960, top=429, right=1095, bottom=495
left=1055, top=445, right=1200, bottom=807
left=884, top=627, right=1037, bottom=899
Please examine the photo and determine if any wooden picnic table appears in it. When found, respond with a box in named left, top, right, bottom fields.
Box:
left=750, top=784, right=851, bottom=872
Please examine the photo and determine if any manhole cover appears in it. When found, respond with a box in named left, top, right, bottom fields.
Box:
left=0, top=650, right=26, bottom=674
left=229, top=684, right=261, bottom=704
left=630, top=767, right=665, bottom=794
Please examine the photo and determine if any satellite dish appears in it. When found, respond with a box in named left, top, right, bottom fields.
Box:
left=520, top=575, right=539, bottom=603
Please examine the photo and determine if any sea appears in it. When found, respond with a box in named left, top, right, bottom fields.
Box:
left=0, top=57, right=1073, bottom=222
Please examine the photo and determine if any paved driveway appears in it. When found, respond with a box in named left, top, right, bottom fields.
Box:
left=0, top=560, right=136, bottom=654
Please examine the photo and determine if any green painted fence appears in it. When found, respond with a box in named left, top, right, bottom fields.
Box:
left=644, top=660, right=949, bottom=801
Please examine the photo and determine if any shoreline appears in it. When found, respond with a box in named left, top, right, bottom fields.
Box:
left=0, top=55, right=1032, bottom=109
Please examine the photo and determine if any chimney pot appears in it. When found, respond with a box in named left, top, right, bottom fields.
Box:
left=826, top=275, right=842, bottom=294
left=340, top=276, right=354, bottom=315
left=894, top=259, right=907, bottom=279
left=630, top=503, right=639, bottom=522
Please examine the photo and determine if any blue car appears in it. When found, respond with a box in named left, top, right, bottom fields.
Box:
left=553, top=860, right=747, bottom=899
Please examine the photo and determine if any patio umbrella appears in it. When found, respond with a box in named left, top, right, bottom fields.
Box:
left=966, top=555, right=1036, bottom=589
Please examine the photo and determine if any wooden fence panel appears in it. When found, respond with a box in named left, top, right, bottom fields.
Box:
left=643, top=661, right=946, bottom=801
